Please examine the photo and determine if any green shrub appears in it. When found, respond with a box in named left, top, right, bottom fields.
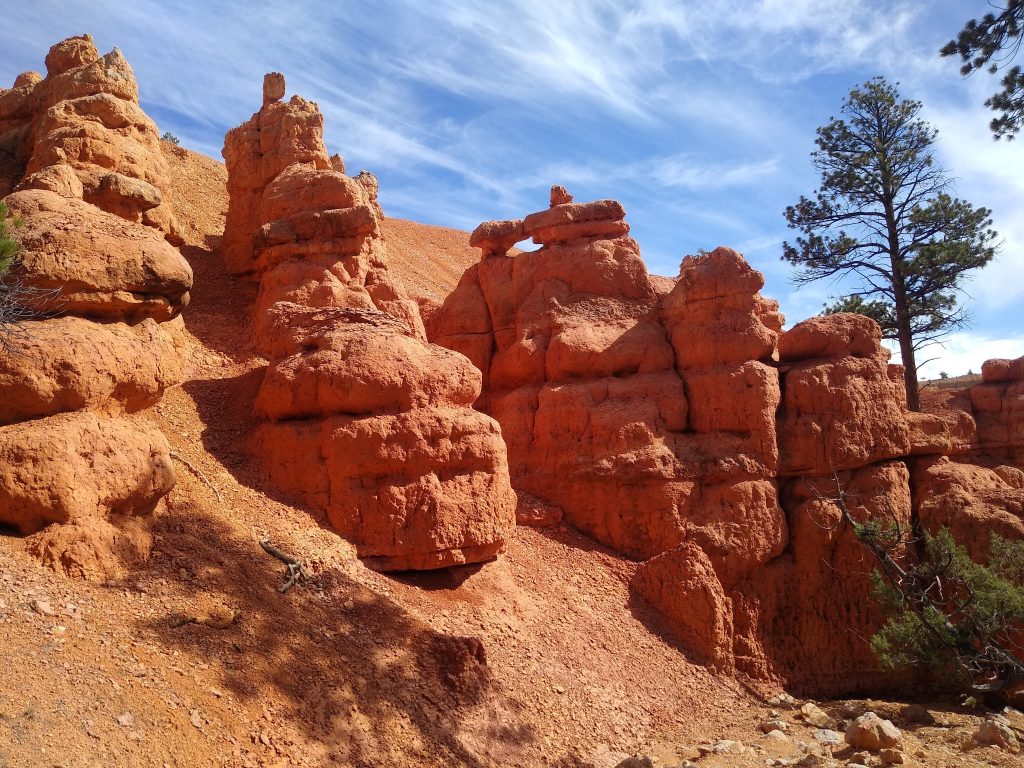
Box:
left=0, top=201, right=21, bottom=277
left=0, top=202, right=57, bottom=349
left=865, top=527, right=1024, bottom=695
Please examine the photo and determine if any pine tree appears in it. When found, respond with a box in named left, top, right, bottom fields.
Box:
left=783, top=78, right=998, bottom=411
left=942, top=1, right=1024, bottom=140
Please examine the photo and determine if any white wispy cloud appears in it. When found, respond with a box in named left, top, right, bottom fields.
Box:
left=905, top=332, right=1024, bottom=380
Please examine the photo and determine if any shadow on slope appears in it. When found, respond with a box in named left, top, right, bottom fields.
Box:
left=130, top=502, right=537, bottom=767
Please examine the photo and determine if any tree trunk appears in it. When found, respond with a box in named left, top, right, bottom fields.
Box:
left=896, top=304, right=921, bottom=412
left=883, top=193, right=921, bottom=412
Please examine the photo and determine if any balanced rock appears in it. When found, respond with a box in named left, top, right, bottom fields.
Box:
left=4, top=189, right=192, bottom=320
left=432, top=189, right=694, bottom=559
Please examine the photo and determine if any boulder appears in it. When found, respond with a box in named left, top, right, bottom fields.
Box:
left=470, top=219, right=524, bottom=258
left=661, top=246, right=780, bottom=369
left=973, top=715, right=1020, bottom=752
left=256, top=314, right=480, bottom=419
left=254, top=407, right=515, bottom=570
left=43, top=34, right=100, bottom=77
left=263, top=71, right=286, bottom=104
left=4, top=189, right=192, bottom=320
left=0, top=411, right=174, bottom=535
left=982, top=357, right=1024, bottom=383
left=0, top=315, right=184, bottom=424
left=778, top=313, right=881, bottom=361
left=15, top=162, right=84, bottom=198
left=845, top=712, right=902, bottom=751
left=631, top=541, right=734, bottom=671
left=777, top=315, right=910, bottom=476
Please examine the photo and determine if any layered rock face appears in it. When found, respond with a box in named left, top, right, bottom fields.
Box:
left=0, top=37, right=192, bottom=579
left=971, top=356, right=1024, bottom=465
left=432, top=188, right=1024, bottom=694
left=433, top=192, right=786, bottom=574
left=908, top=355, right=1024, bottom=561
left=433, top=190, right=694, bottom=559
left=223, top=75, right=515, bottom=571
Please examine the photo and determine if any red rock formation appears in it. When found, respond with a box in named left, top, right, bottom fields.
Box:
left=0, top=315, right=183, bottom=423
left=223, top=74, right=515, bottom=570
left=776, top=314, right=911, bottom=476
left=0, top=36, right=192, bottom=579
left=0, top=34, right=182, bottom=241
left=969, top=355, right=1024, bottom=466
left=433, top=194, right=699, bottom=558
left=914, top=456, right=1024, bottom=560
left=631, top=540, right=734, bottom=672
left=741, top=461, right=914, bottom=691
left=4, top=189, right=191, bottom=320
left=434, top=189, right=1024, bottom=696
left=433, top=200, right=787, bottom=576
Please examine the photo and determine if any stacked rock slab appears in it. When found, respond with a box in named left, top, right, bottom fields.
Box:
left=223, top=75, right=515, bottom=571
left=0, top=34, right=182, bottom=242
left=432, top=189, right=1023, bottom=694
left=433, top=188, right=697, bottom=560
left=0, top=37, right=193, bottom=580
left=970, top=356, right=1024, bottom=466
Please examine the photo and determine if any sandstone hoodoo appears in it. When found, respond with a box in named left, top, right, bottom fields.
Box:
left=0, top=36, right=192, bottom=579
left=222, top=74, right=515, bottom=571
left=0, top=34, right=183, bottom=241
left=432, top=187, right=1024, bottom=694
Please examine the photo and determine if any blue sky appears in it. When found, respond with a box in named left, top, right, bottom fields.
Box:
left=2, top=1, right=1022, bottom=377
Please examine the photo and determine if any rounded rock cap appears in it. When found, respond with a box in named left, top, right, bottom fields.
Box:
left=263, top=72, right=286, bottom=105
left=45, top=34, right=99, bottom=77
left=550, top=184, right=573, bottom=207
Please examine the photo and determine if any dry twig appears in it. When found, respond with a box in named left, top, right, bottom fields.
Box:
left=259, top=538, right=310, bottom=593
left=170, top=450, right=223, bottom=503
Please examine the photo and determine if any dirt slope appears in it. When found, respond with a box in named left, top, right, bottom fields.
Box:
left=2, top=146, right=1022, bottom=768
